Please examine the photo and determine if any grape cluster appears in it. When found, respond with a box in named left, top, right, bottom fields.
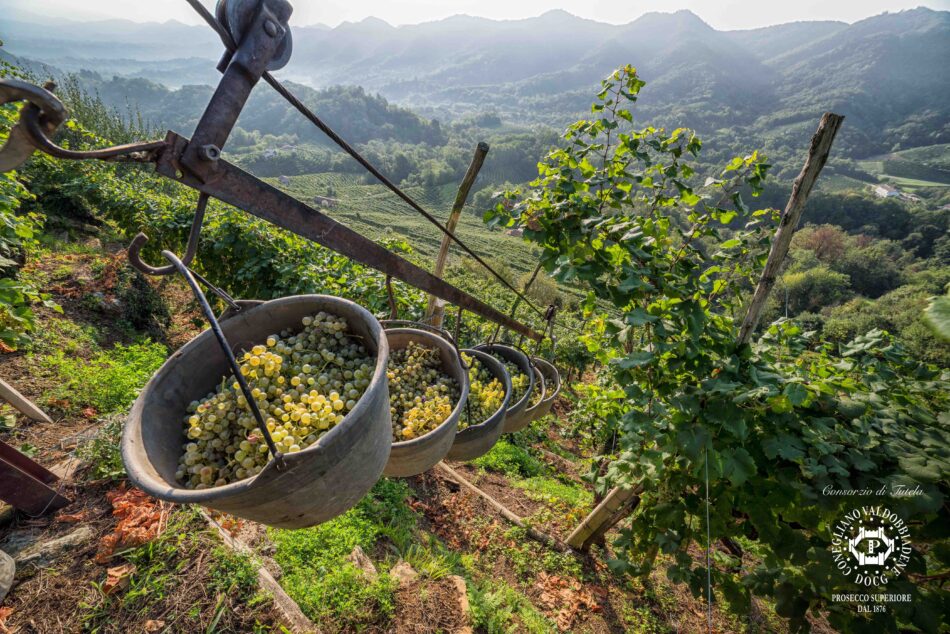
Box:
left=530, top=377, right=557, bottom=407
left=458, top=352, right=505, bottom=430
left=176, top=312, right=375, bottom=489
left=488, top=355, right=529, bottom=403
left=388, top=341, right=460, bottom=441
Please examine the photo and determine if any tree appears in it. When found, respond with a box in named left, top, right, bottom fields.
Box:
left=781, top=266, right=851, bottom=314
left=488, top=65, right=949, bottom=632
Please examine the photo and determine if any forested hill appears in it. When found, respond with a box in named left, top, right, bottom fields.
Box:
left=0, top=64, right=448, bottom=149
left=2, top=7, right=948, bottom=160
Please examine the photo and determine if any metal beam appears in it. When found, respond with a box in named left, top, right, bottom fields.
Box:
left=155, top=131, right=543, bottom=341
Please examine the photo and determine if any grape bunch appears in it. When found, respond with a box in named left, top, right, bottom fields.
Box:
left=488, top=354, right=529, bottom=403
left=388, top=341, right=460, bottom=441
left=458, top=352, right=506, bottom=430
left=176, top=312, right=375, bottom=489
left=529, top=376, right=556, bottom=407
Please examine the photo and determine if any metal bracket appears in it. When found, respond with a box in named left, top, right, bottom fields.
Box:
left=180, top=0, right=292, bottom=183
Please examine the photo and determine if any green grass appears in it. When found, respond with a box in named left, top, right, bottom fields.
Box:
left=80, top=509, right=275, bottom=633
left=513, top=476, right=593, bottom=510
left=470, top=439, right=544, bottom=478
left=818, top=174, right=874, bottom=193
left=40, top=338, right=167, bottom=415
left=468, top=580, right=556, bottom=633
left=882, top=175, right=949, bottom=189
left=268, top=479, right=416, bottom=629
left=207, top=545, right=262, bottom=601
left=857, top=144, right=950, bottom=192
left=24, top=314, right=99, bottom=355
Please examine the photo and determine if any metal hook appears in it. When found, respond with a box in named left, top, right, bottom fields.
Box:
left=128, top=193, right=209, bottom=276
left=535, top=304, right=558, bottom=357
left=161, top=249, right=286, bottom=471
left=0, top=79, right=66, bottom=173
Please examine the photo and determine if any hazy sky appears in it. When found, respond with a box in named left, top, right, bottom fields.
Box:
left=9, top=0, right=950, bottom=30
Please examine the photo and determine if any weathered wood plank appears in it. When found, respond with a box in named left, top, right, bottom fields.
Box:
left=565, top=485, right=642, bottom=550
left=0, top=441, right=70, bottom=516
left=0, top=378, right=53, bottom=424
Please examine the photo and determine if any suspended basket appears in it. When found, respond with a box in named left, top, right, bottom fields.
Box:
left=383, top=324, right=469, bottom=477
left=473, top=343, right=535, bottom=433
left=522, top=365, right=547, bottom=423
left=446, top=348, right=512, bottom=461
left=529, top=357, right=561, bottom=420
left=122, top=295, right=392, bottom=529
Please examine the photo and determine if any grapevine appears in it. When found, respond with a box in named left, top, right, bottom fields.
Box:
left=387, top=341, right=460, bottom=441
left=177, top=312, right=375, bottom=488
left=458, top=352, right=505, bottom=429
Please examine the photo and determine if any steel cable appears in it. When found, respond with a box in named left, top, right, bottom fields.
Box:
left=184, top=0, right=547, bottom=322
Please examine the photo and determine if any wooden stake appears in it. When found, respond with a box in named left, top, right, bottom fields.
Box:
left=565, top=113, right=844, bottom=551
left=426, top=142, right=489, bottom=328
left=737, top=112, right=844, bottom=345
left=436, top=462, right=570, bottom=552
left=566, top=485, right=642, bottom=550
left=0, top=377, right=53, bottom=424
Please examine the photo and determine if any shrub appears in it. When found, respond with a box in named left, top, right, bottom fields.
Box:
left=470, top=440, right=543, bottom=478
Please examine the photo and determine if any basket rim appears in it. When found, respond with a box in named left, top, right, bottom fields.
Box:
left=386, top=327, right=471, bottom=449
left=122, top=294, right=390, bottom=503
left=531, top=356, right=561, bottom=405
left=456, top=347, right=513, bottom=433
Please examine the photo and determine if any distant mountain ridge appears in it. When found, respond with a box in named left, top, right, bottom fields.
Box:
left=1, top=7, right=948, bottom=159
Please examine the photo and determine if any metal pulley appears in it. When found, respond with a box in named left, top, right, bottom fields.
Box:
left=215, top=0, right=293, bottom=71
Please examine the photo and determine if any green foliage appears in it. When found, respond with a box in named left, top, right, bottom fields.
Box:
left=488, top=66, right=950, bottom=632
left=0, top=107, right=59, bottom=348
left=42, top=339, right=167, bottom=414
left=925, top=293, right=950, bottom=340
left=513, top=476, right=593, bottom=511
left=468, top=580, right=555, bottom=634
left=823, top=285, right=950, bottom=366
left=780, top=266, right=852, bottom=314
left=77, top=416, right=125, bottom=480
left=208, top=546, right=263, bottom=601
left=470, top=439, right=543, bottom=477
left=269, top=479, right=415, bottom=628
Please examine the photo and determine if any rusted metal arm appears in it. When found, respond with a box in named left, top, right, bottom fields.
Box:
left=154, top=131, right=543, bottom=341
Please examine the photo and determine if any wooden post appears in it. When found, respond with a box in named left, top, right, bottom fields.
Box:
left=426, top=142, right=489, bottom=328
left=565, top=113, right=844, bottom=552
left=737, top=112, right=844, bottom=345
left=0, top=377, right=53, bottom=423
left=566, top=485, right=642, bottom=550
